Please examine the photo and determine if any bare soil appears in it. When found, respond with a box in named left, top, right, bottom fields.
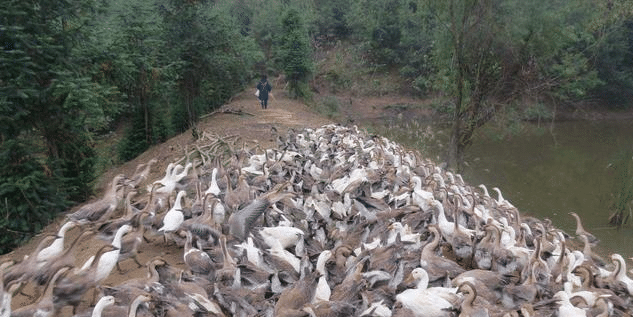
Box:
left=2, top=89, right=426, bottom=315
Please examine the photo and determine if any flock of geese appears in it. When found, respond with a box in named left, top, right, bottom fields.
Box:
left=2, top=123, right=633, bottom=316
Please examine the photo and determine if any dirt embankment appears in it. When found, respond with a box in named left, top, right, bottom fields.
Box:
left=1, top=89, right=426, bottom=315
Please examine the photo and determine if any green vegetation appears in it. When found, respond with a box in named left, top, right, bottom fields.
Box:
left=606, top=148, right=633, bottom=227
left=1, top=0, right=633, bottom=251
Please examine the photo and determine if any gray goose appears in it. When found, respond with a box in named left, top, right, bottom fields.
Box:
left=3, top=234, right=58, bottom=288
left=116, top=212, right=151, bottom=273
left=125, top=158, right=158, bottom=189
left=96, top=189, right=140, bottom=242
left=227, top=181, right=294, bottom=241
left=68, top=174, right=126, bottom=224
left=457, top=281, right=490, bottom=317
left=100, top=257, right=166, bottom=306
left=0, top=260, right=15, bottom=317
left=10, top=265, right=71, bottom=317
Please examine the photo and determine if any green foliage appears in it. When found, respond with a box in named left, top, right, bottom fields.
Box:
left=0, top=0, right=123, bottom=252
left=591, top=19, right=633, bottom=108
left=314, top=0, right=351, bottom=40
left=162, top=0, right=261, bottom=127
left=118, top=110, right=151, bottom=162
left=0, top=139, right=69, bottom=253
left=606, top=148, right=633, bottom=226
left=316, top=95, right=341, bottom=118
left=279, top=8, right=314, bottom=99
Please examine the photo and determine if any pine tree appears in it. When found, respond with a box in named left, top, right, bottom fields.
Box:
left=279, top=8, right=313, bottom=99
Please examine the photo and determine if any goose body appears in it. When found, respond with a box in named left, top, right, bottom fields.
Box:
left=259, top=226, right=304, bottom=249
left=204, top=167, right=221, bottom=197
left=314, top=250, right=332, bottom=303
left=96, top=224, right=132, bottom=282
left=158, top=191, right=187, bottom=233
left=89, top=295, right=116, bottom=317
left=182, top=230, right=214, bottom=276
left=395, top=268, right=456, bottom=317
left=36, top=221, right=77, bottom=267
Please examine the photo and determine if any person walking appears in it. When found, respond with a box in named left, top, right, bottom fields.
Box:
left=257, top=75, right=272, bottom=109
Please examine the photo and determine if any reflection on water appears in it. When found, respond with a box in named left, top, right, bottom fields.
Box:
left=372, top=118, right=633, bottom=258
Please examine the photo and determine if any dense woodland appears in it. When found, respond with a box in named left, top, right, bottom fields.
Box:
left=1, top=0, right=632, bottom=252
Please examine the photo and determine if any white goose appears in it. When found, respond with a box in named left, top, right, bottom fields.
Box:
left=259, top=225, right=304, bottom=250
left=553, top=290, right=586, bottom=317
left=431, top=199, right=475, bottom=242
left=313, top=250, right=332, bottom=303
left=154, top=163, right=192, bottom=194
left=90, top=295, right=116, bottom=317
left=395, top=268, right=458, bottom=317
left=492, top=187, right=514, bottom=209
left=204, top=167, right=221, bottom=197
left=36, top=220, right=77, bottom=267
left=158, top=190, right=187, bottom=239
left=95, top=224, right=132, bottom=282
left=410, top=175, right=434, bottom=211
left=610, top=253, right=633, bottom=296
left=235, top=236, right=264, bottom=268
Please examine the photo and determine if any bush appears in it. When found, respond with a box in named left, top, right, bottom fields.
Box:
left=317, top=96, right=341, bottom=118
left=0, top=140, right=69, bottom=253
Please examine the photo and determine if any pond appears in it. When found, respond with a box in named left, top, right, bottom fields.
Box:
left=369, top=116, right=633, bottom=258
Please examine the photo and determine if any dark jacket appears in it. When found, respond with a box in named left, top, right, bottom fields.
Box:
left=257, top=80, right=272, bottom=100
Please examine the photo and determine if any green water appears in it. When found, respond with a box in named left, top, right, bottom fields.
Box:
left=372, top=118, right=633, bottom=258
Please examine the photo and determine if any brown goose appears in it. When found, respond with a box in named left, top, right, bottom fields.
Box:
left=569, top=212, right=599, bottom=245
left=420, top=225, right=466, bottom=283
left=571, top=264, right=629, bottom=312
left=10, top=265, right=71, bottom=317
left=457, top=281, right=490, bottom=317
left=215, top=235, right=239, bottom=286
left=274, top=268, right=320, bottom=317
left=181, top=229, right=215, bottom=276
left=224, top=173, right=251, bottom=212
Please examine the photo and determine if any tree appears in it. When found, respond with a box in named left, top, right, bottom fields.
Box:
left=0, top=0, right=117, bottom=251
left=314, top=0, right=352, bottom=41
left=104, top=0, right=170, bottom=160
left=162, top=0, right=260, bottom=132
left=279, top=8, right=314, bottom=99
left=427, top=0, right=505, bottom=172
